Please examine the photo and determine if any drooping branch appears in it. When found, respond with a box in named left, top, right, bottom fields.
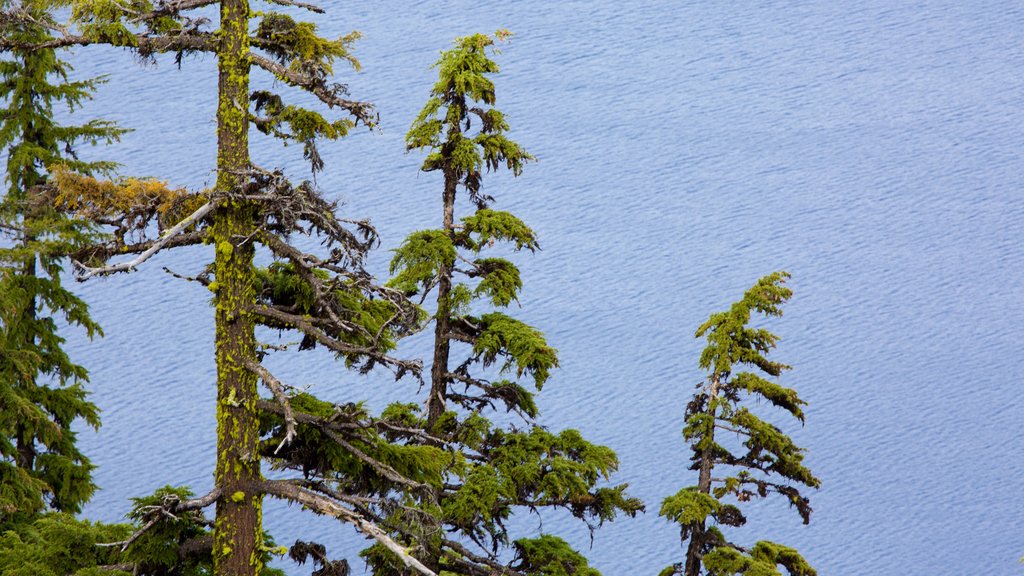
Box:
left=259, top=480, right=438, bottom=576
left=72, top=199, right=217, bottom=281
left=248, top=52, right=376, bottom=126
left=243, top=359, right=297, bottom=452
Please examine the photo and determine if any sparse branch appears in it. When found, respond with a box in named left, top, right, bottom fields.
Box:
left=440, top=538, right=519, bottom=576
left=262, top=0, right=325, bottom=12
left=72, top=200, right=217, bottom=281
left=257, top=399, right=448, bottom=446
left=259, top=480, right=438, bottom=576
left=130, top=0, right=218, bottom=21
left=243, top=359, right=297, bottom=452
left=0, top=7, right=216, bottom=53
left=76, top=229, right=207, bottom=264
left=251, top=304, right=422, bottom=377
left=248, top=52, right=375, bottom=126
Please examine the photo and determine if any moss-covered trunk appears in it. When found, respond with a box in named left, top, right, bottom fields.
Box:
left=212, top=0, right=261, bottom=574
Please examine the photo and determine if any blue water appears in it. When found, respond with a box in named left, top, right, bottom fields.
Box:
left=50, top=2, right=1024, bottom=574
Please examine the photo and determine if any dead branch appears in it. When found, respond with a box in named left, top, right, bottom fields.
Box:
left=243, top=359, right=297, bottom=453
left=259, top=480, right=437, bottom=576
left=73, top=199, right=216, bottom=281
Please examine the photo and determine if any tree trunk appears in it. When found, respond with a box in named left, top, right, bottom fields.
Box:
left=426, top=168, right=458, bottom=428
left=212, top=1, right=261, bottom=574
left=684, top=372, right=721, bottom=576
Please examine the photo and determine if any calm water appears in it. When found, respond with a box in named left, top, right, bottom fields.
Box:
left=49, top=2, right=1024, bottom=574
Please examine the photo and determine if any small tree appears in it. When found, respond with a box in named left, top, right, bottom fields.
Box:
left=0, top=0, right=124, bottom=528
left=660, top=272, right=820, bottom=576
left=380, top=32, right=643, bottom=574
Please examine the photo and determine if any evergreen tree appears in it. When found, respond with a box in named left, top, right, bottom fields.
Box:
left=1, top=8, right=642, bottom=576
left=378, top=32, right=643, bottom=574
left=2, top=2, right=426, bottom=575
left=0, top=0, right=124, bottom=528
left=659, top=272, right=820, bottom=576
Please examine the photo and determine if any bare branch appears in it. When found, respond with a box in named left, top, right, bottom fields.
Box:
left=243, top=359, right=297, bottom=453
left=259, top=480, right=437, bottom=576
left=262, top=0, right=325, bottom=13
left=73, top=200, right=216, bottom=281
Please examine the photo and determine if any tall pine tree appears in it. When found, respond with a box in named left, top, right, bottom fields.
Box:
left=0, top=0, right=124, bottom=528
left=380, top=32, right=643, bottom=574
left=660, top=272, right=820, bottom=576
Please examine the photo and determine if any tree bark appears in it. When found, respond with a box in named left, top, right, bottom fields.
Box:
left=685, top=372, right=721, bottom=576
left=212, top=1, right=261, bottom=574
left=426, top=167, right=458, bottom=428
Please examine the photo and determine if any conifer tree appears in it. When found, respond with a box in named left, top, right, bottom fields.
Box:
left=0, top=0, right=124, bottom=528
left=659, top=272, right=819, bottom=576
left=1, top=8, right=643, bottom=576
left=1, top=2, right=430, bottom=575
left=378, top=32, right=643, bottom=574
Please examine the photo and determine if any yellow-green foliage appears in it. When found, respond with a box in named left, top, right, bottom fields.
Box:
left=459, top=209, right=538, bottom=252
left=511, top=535, right=601, bottom=576
left=69, top=0, right=148, bottom=46
left=49, top=164, right=205, bottom=230
left=473, top=312, right=558, bottom=389
left=261, top=394, right=450, bottom=493
left=254, top=261, right=403, bottom=356
left=0, top=514, right=131, bottom=576
left=662, top=272, right=818, bottom=576
left=702, top=541, right=817, bottom=576
left=387, top=229, right=456, bottom=296
left=254, top=13, right=361, bottom=74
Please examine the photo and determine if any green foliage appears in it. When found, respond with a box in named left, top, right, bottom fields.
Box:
left=662, top=273, right=818, bottom=576
left=251, top=90, right=353, bottom=173
left=702, top=541, right=816, bottom=576
left=254, top=261, right=405, bottom=359
left=261, top=393, right=451, bottom=494
left=0, top=1, right=123, bottom=527
left=406, top=32, right=534, bottom=207
left=511, top=535, right=600, bottom=576
left=0, top=513, right=131, bottom=576
left=254, top=12, right=361, bottom=75
left=387, top=229, right=456, bottom=296
left=458, top=209, right=538, bottom=252
left=473, top=312, right=558, bottom=389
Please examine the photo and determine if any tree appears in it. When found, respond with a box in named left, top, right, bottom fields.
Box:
left=0, top=0, right=124, bottom=529
left=659, top=272, right=820, bottom=576
left=378, top=32, right=643, bottom=574
left=1, top=1, right=431, bottom=575
left=1, top=8, right=642, bottom=575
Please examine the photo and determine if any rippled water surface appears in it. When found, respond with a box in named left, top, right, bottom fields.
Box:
left=51, top=2, right=1024, bottom=574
